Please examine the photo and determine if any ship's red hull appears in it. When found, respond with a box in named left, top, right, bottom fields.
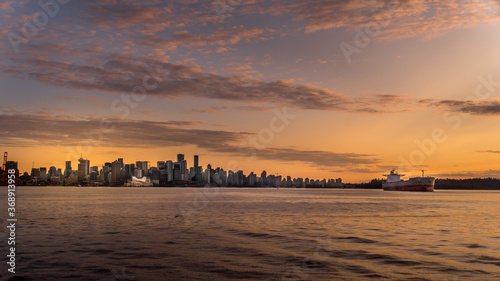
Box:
left=383, top=184, right=434, bottom=192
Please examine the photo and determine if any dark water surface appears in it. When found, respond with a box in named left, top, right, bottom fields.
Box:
left=1, top=187, right=500, bottom=280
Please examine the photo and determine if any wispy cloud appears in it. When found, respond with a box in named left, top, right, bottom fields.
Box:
left=187, top=105, right=275, bottom=114
left=237, top=147, right=380, bottom=167
left=265, top=0, right=499, bottom=39
left=0, top=114, right=378, bottom=168
left=434, top=169, right=500, bottom=178
left=132, top=27, right=276, bottom=53
left=422, top=99, right=500, bottom=116
left=2, top=51, right=415, bottom=113
left=477, top=150, right=500, bottom=153
left=0, top=114, right=247, bottom=148
left=3, top=0, right=495, bottom=117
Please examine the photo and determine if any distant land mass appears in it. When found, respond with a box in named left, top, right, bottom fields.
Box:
left=348, top=178, right=500, bottom=190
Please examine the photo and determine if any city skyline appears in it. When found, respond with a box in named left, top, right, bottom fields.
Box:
left=17, top=152, right=344, bottom=187
left=2, top=1, right=500, bottom=182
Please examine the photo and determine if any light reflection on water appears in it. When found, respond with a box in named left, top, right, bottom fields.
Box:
left=2, top=187, right=500, bottom=280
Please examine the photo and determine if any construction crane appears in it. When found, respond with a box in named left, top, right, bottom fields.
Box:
left=2, top=152, right=7, bottom=171
left=0, top=152, right=7, bottom=186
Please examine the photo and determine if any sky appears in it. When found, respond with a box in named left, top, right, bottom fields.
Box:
left=1, top=0, right=500, bottom=182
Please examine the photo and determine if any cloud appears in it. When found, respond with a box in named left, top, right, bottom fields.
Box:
left=0, top=114, right=378, bottom=169
left=433, top=169, right=500, bottom=178
left=477, top=150, right=500, bottom=154
left=243, top=147, right=380, bottom=167
left=460, top=102, right=500, bottom=115
left=210, top=146, right=380, bottom=168
left=236, top=105, right=275, bottom=112
left=4, top=0, right=494, bottom=118
left=2, top=51, right=413, bottom=113
left=80, top=1, right=220, bottom=33
left=56, top=95, right=78, bottom=101
left=224, top=62, right=263, bottom=78
left=1, top=1, right=275, bottom=61
left=0, top=1, right=16, bottom=13
left=422, top=99, right=500, bottom=116
left=187, top=105, right=275, bottom=114
left=3, top=0, right=498, bottom=61
left=269, top=0, right=500, bottom=39
left=187, top=106, right=230, bottom=114
left=163, top=120, right=205, bottom=126
left=0, top=114, right=247, bottom=148
left=133, top=27, right=276, bottom=52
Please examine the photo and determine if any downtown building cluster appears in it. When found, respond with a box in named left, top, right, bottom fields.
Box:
left=24, top=154, right=343, bottom=188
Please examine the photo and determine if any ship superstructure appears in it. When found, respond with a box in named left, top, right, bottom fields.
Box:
left=382, top=170, right=435, bottom=192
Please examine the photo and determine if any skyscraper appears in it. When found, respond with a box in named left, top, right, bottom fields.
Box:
left=5, top=161, right=17, bottom=170
left=173, top=154, right=187, bottom=180
left=196, top=166, right=203, bottom=184
left=90, top=170, right=98, bottom=181
left=227, top=170, right=234, bottom=186
left=78, top=157, right=90, bottom=182
left=102, top=165, right=110, bottom=182
left=142, top=161, right=150, bottom=176
left=48, top=166, right=57, bottom=178
left=220, top=169, right=227, bottom=186
left=111, top=160, right=122, bottom=186
left=78, top=157, right=90, bottom=176
left=166, top=160, right=173, bottom=182
left=173, top=162, right=181, bottom=182
left=64, top=161, right=72, bottom=178
left=206, top=164, right=212, bottom=184
left=78, top=163, right=86, bottom=181
left=134, top=168, right=142, bottom=178
left=180, top=160, right=187, bottom=180
left=177, top=154, right=184, bottom=162
left=135, top=161, right=143, bottom=170
left=249, top=172, right=256, bottom=186
left=194, top=155, right=200, bottom=181
left=236, top=170, right=244, bottom=186
left=124, top=164, right=131, bottom=180
left=261, top=170, right=267, bottom=186
left=40, top=167, right=47, bottom=180
left=31, top=168, right=40, bottom=178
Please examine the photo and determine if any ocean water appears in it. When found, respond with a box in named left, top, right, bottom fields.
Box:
left=1, top=187, right=500, bottom=280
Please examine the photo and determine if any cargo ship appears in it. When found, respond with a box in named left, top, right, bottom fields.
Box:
left=382, top=170, right=435, bottom=192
